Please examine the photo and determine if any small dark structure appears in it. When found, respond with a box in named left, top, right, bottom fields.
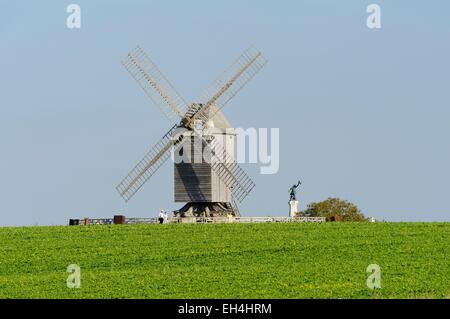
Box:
left=69, top=219, right=80, bottom=226
left=113, top=215, right=126, bottom=224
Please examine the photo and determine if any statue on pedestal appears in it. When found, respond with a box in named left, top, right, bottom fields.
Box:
left=288, top=180, right=301, bottom=217
left=289, top=181, right=301, bottom=201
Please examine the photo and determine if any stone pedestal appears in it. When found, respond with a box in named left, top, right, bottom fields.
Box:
left=289, top=200, right=299, bottom=217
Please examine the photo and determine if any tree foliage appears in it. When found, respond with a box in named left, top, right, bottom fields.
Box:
left=303, top=197, right=366, bottom=222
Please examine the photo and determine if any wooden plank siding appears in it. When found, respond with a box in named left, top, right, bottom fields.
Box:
left=174, top=132, right=235, bottom=203
left=174, top=163, right=212, bottom=202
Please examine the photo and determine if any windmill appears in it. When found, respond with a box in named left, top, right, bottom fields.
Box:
left=116, top=46, right=267, bottom=217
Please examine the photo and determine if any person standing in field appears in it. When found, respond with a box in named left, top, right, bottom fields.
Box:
left=163, top=211, right=169, bottom=224
left=158, top=210, right=165, bottom=224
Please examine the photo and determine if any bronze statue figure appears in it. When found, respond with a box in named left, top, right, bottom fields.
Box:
left=289, top=181, right=301, bottom=201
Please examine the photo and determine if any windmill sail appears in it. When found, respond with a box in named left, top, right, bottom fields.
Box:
left=201, top=134, right=255, bottom=202
left=191, top=46, right=267, bottom=124
left=116, top=124, right=183, bottom=202
left=122, top=46, right=188, bottom=121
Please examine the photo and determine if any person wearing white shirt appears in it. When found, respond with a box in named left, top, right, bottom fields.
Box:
left=158, top=210, right=165, bottom=224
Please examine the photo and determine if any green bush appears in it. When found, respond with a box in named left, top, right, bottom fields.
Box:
left=303, top=197, right=366, bottom=221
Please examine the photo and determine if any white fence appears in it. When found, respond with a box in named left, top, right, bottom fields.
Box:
left=172, top=216, right=326, bottom=224
left=125, top=218, right=158, bottom=224
left=72, top=216, right=325, bottom=226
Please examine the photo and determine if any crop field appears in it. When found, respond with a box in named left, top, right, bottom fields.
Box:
left=0, top=222, right=448, bottom=298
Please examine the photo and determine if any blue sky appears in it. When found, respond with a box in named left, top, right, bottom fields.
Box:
left=0, top=1, right=449, bottom=226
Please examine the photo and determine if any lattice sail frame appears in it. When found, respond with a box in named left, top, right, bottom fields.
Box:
left=189, top=46, right=267, bottom=126
left=116, top=125, right=186, bottom=201
left=122, top=46, right=189, bottom=121
left=205, top=135, right=256, bottom=203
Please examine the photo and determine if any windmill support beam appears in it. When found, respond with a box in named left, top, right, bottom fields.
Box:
left=174, top=202, right=240, bottom=217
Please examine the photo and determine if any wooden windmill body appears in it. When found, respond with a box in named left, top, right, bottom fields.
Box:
left=116, top=46, right=266, bottom=216
left=174, top=109, right=237, bottom=216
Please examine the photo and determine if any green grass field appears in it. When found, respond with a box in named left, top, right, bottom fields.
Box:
left=0, top=222, right=448, bottom=298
